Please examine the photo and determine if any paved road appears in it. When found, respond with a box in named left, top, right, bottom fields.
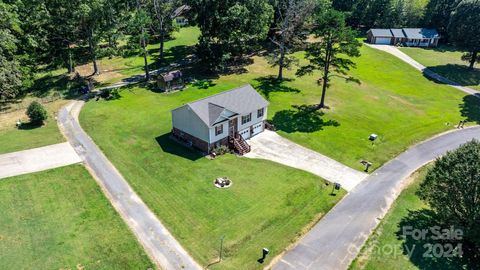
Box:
left=0, top=142, right=82, bottom=179
left=58, top=101, right=201, bottom=270
left=273, top=126, right=480, bottom=270
left=245, top=130, right=368, bottom=191
left=366, top=44, right=480, bottom=97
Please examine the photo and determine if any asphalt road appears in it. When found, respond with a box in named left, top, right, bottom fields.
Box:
left=273, top=126, right=480, bottom=270
left=58, top=101, right=201, bottom=270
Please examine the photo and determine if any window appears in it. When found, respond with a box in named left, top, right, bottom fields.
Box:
left=241, top=113, right=252, bottom=124
left=257, top=108, right=264, bottom=118
left=215, top=125, right=223, bottom=136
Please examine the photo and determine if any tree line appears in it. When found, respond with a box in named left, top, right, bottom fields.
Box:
left=1, top=0, right=479, bottom=102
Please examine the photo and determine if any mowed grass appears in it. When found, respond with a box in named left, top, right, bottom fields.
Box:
left=0, top=100, right=67, bottom=154
left=0, top=165, right=153, bottom=269
left=80, top=87, right=346, bottom=269
left=350, top=166, right=473, bottom=270
left=400, top=46, right=480, bottom=91
left=88, top=43, right=480, bottom=171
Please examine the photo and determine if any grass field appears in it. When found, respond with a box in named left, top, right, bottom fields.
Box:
left=0, top=165, right=153, bottom=269
left=82, top=44, right=479, bottom=170
left=0, top=100, right=67, bottom=154
left=80, top=87, right=346, bottom=269
left=79, top=43, right=479, bottom=268
left=400, top=46, right=480, bottom=91
left=350, top=166, right=474, bottom=270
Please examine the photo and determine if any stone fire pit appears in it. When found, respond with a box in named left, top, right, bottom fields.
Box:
left=214, top=177, right=232, bottom=188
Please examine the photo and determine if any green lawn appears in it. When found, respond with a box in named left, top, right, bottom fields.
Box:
left=78, top=43, right=479, bottom=268
left=0, top=100, right=67, bottom=154
left=85, top=43, right=479, bottom=172
left=400, top=46, right=480, bottom=91
left=350, top=166, right=474, bottom=269
left=80, top=87, right=345, bottom=269
left=0, top=165, right=153, bottom=269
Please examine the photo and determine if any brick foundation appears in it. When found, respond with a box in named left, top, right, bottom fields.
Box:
left=172, top=128, right=210, bottom=153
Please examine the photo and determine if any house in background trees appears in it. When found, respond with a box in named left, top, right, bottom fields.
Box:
left=367, top=28, right=440, bottom=47
left=171, top=84, right=269, bottom=155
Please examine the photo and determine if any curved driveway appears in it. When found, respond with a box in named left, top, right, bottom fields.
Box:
left=273, top=126, right=480, bottom=270
left=58, top=101, right=201, bottom=270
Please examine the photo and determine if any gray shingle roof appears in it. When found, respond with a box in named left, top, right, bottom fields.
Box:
left=175, top=84, right=269, bottom=127
left=369, top=28, right=439, bottom=39
left=369, top=29, right=393, bottom=37
left=390, top=29, right=405, bottom=38
left=402, top=28, right=439, bottom=39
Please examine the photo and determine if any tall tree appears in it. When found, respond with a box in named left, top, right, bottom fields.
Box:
left=268, top=0, right=316, bottom=81
left=151, top=0, right=176, bottom=62
left=130, top=0, right=152, bottom=80
left=419, top=140, right=480, bottom=251
left=77, top=0, right=108, bottom=75
left=423, top=0, right=461, bottom=36
left=0, top=1, right=24, bottom=100
left=297, top=9, right=361, bottom=109
left=448, top=0, right=480, bottom=69
left=188, top=0, right=273, bottom=71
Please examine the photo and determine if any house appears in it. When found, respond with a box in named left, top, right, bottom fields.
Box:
left=171, top=84, right=269, bottom=154
left=158, top=70, right=184, bottom=92
left=172, top=5, right=190, bottom=27
left=367, top=28, right=440, bottom=47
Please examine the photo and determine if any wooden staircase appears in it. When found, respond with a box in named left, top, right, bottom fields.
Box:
left=229, top=133, right=251, bottom=155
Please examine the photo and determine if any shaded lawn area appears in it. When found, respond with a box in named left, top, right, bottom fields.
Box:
left=80, top=88, right=346, bottom=269
left=399, top=46, right=480, bottom=91
left=350, top=166, right=476, bottom=270
left=0, top=165, right=153, bottom=269
left=0, top=27, right=199, bottom=154
left=75, top=26, right=201, bottom=86
left=0, top=100, right=67, bottom=154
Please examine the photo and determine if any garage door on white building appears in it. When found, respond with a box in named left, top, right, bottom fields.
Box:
left=251, top=122, right=264, bottom=137
left=375, top=37, right=392, bottom=45
left=239, top=128, right=251, bottom=140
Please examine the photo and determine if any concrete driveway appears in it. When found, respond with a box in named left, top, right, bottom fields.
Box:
left=0, top=142, right=82, bottom=179
left=244, top=130, right=368, bottom=191
left=366, top=44, right=480, bottom=97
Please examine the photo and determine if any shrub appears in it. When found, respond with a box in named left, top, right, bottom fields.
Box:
left=213, top=145, right=230, bottom=155
left=26, top=101, right=48, bottom=124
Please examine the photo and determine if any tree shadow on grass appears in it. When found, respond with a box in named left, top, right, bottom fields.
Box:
left=30, top=73, right=82, bottom=99
left=253, top=76, right=300, bottom=100
left=425, top=64, right=480, bottom=88
left=18, top=122, right=43, bottom=130
left=155, top=133, right=203, bottom=161
left=396, top=209, right=478, bottom=270
left=460, top=95, right=480, bottom=124
left=272, top=104, right=340, bottom=133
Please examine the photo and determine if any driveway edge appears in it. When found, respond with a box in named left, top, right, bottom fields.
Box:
left=57, top=101, right=202, bottom=270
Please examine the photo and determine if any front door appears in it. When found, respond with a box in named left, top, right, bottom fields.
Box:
left=229, top=118, right=238, bottom=137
